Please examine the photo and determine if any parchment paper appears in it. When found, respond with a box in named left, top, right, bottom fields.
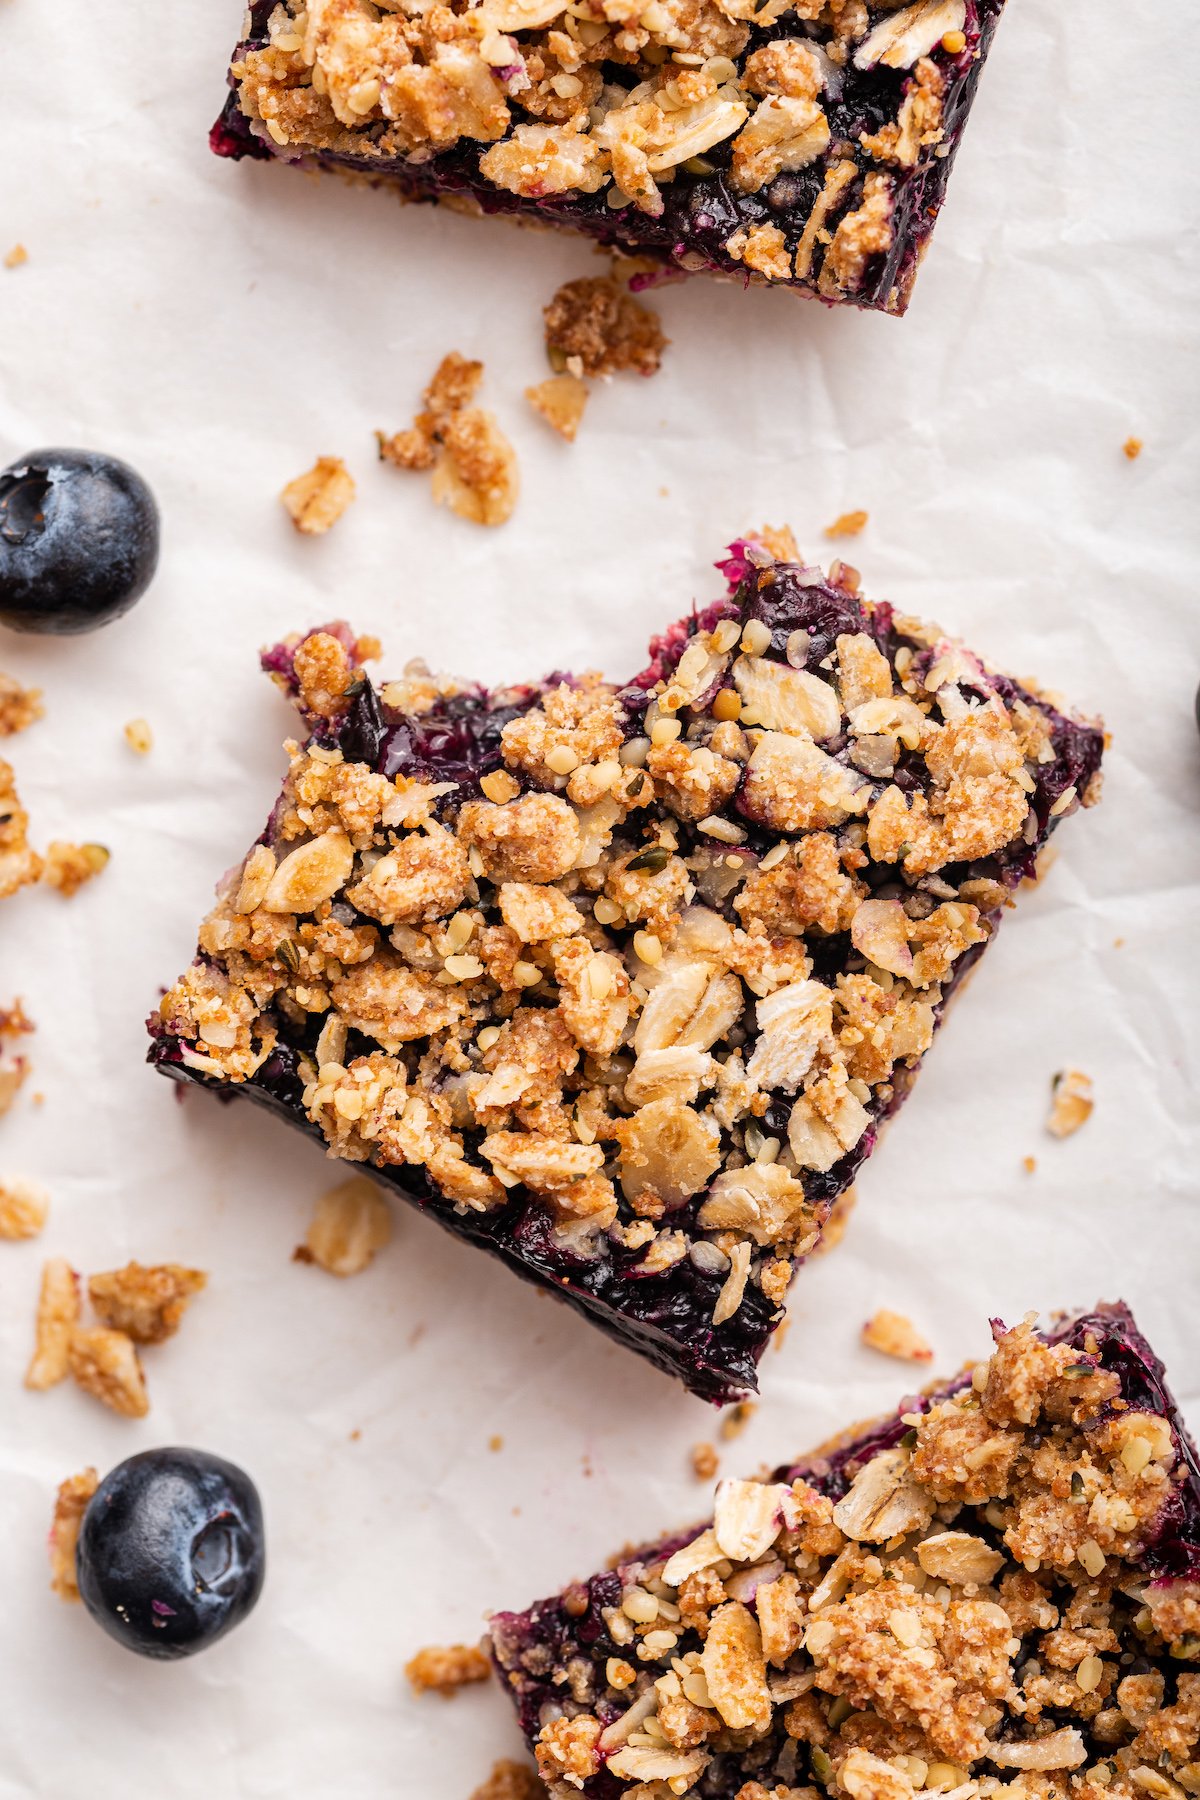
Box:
left=0, top=2, right=1197, bottom=1795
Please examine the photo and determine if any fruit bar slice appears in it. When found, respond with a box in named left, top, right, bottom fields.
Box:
left=149, top=537, right=1103, bottom=1401
left=490, top=1304, right=1200, bottom=1797
left=212, top=0, right=1008, bottom=316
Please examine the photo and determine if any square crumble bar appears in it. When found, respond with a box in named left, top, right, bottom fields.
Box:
left=212, top=0, right=1008, bottom=315
left=490, top=1304, right=1200, bottom=1798
left=148, top=539, right=1102, bottom=1401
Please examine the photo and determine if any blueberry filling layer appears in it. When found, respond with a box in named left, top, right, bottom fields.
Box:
left=489, top=1304, right=1200, bottom=1798
left=149, top=540, right=1103, bottom=1402
left=211, top=0, right=1008, bottom=316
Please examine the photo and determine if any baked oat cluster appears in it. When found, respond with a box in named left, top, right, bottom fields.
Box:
left=151, top=536, right=1103, bottom=1400
left=215, top=0, right=1008, bottom=312
left=490, top=1307, right=1200, bottom=1800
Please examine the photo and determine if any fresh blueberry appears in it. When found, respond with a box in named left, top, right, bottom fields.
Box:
left=76, top=1448, right=264, bottom=1660
left=0, top=447, right=159, bottom=635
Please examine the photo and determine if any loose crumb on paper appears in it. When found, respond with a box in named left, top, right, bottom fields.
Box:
left=378, top=352, right=517, bottom=527
left=814, top=1183, right=857, bottom=1256
left=281, top=456, right=356, bottom=535
left=41, top=840, right=109, bottom=898
left=526, top=374, right=588, bottom=442
left=861, top=1307, right=934, bottom=1363
left=488, top=1434, right=504, bottom=1453
left=1046, top=1067, right=1094, bottom=1139
left=0, top=1177, right=48, bottom=1240
left=1022, top=1154, right=1037, bottom=1175
left=405, top=1641, right=492, bottom=1695
left=88, top=1262, right=207, bottom=1344
left=1122, top=436, right=1143, bottom=460
left=825, top=509, right=869, bottom=538
left=719, top=1400, right=756, bottom=1442
left=544, top=276, right=666, bottom=379
left=469, top=1760, right=547, bottom=1800
left=68, top=1326, right=150, bottom=1418
left=0, top=759, right=42, bottom=898
left=123, top=717, right=153, bottom=754
left=0, top=673, right=44, bottom=737
left=294, top=1175, right=392, bottom=1277
left=49, top=1468, right=99, bottom=1600
left=4, top=245, right=28, bottom=270
left=690, top=1441, right=719, bottom=1481
left=25, top=1257, right=80, bottom=1390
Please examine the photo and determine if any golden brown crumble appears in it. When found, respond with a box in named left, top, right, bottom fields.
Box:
left=295, top=1175, right=392, bottom=1276
left=692, top=1441, right=720, bottom=1481
left=49, top=1468, right=99, bottom=1600
left=123, top=717, right=153, bottom=754
left=25, top=1257, right=79, bottom=1389
left=41, top=840, right=109, bottom=898
left=1047, top=1068, right=1094, bottom=1139
left=0, top=673, right=44, bottom=737
left=826, top=510, right=869, bottom=539
left=1123, top=437, right=1143, bottom=461
left=4, top=244, right=28, bottom=270
left=0, top=1177, right=49, bottom=1239
left=68, top=1326, right=150, bottom=1418
left=543, top=277, right=666, bottom=379
left=0, top=758, right=42, bottom=898
left=861, top=1308, right=933, bottom=1363
left=280, top=455, right=356, bottom=534
left=469, top=1762, right=546, bottom=1800
left=526, top=374, right=588, bottom=442
left=379, top=351, right=517, bottom=526
left=405, top=1641, right=493, bottom=1694
left=88, top=1263, right=207, bottom=1344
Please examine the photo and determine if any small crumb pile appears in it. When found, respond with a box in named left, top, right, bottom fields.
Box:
left=1047, top=1066, right=1094, bottom=1138
left=294, top=1175, right=391, bottom=1277
left=281, top=455, right=356, bottom=535
left=0, top=996, right=34, bottom=1120
left=0, top=758, right=109, bottom=904
left=379, top=352, right=518, bottom=527
left=26, top=1258, right=207, bottom=1418
left=527, top=276, right=667, bottom=443
left=406, top=1641, right=492, bottom=1696
left=861, top=1306, right=934, bottom=1362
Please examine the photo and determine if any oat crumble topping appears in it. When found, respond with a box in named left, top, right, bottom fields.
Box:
left=281, top=455, right=357, bottom=533
left=41, top=840, right=109, bottom=898
left=1047, top=1070, right=1093, bottom=1141
left=489, top=1307, right=1200, bottom=1800
left=0, top=673, right=44, bottom=738
left=49, top=1468, right=99, bottom=1601
left=150, top=537, right=1103, bottom=1401
left=379, top=351, right=518, bottom=526
left=88, top=1262, right=207, bottom=1344
left=407, top=1640, right=494, bottom=1693
left=26, top=1257, right=208, bottom=1414
left=0, top=758, right=42, bottom=898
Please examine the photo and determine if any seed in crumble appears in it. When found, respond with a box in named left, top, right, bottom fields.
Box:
left=49, top=1467, right=99, bottom=1600
left=0, top=672, right=44, bottom=737
left=281, top=456, right=356, bottom=534
left=825, top=509, right=869, bottom=538
left=41, top=840, right=109, bottom=898
left=0, top=1177, right=49, bottom=1239
left=1047, top=1067, right=1093, bottom=1138
left=123, top=717, right=153, bottom=754
left=405, top=1641, right=492, bottom=1695
left=861, top=1307, right=933, bottom=1362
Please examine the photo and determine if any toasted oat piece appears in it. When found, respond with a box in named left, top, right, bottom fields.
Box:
left=49, top=1468, right=99, bottom=1600
left=25, top=1257, right=80, bottom=1389
left=68, top=1326, right=150, bottom=1418
left=41, top=840, right=109, bottom=898
left=123, top=717, right=153, bottom=754
left=469, top=1762, right=546, bottom=1800
left=1123, top=436, right=1144, bottom=460
left=825, top=509, right=869, bottom=539
left=1047, top=1067, right=1094, bottom=1138
left=0, top=1177, right=49, bottom=1239
left=0, top=673, right=44, bottom=738
left=544, top=278, right=666, bottom=380
left=4, top=244, right=28, bottom=269
left=0, top=1057, right=27, bottom=1117
left=690, top=1441, right=719, bottom=1481
left=88, top=1261, right=207, bottom=1344
left=0, top=758, right=42, bottom=898
left=379, top=353, right=517, bottom=527
left=525, top=375, right=588, bottom=443
left=295, top=1176, right=391, bottom=1277
left=861, top=1306, right=933, bottom=1362
left=281, top=456, right=356, bottom=535
left=405, top=1641, right=492, bottom=1695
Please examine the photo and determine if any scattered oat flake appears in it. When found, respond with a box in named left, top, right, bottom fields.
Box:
left=526, top=374, right=588, bottom=443
left=1123, top=437, right=1143, bottom=460
left=825, top=509, right=869, bottom=539
left=295, top=1175, right=391, bottom=1277
left=862, top=1308, right=934, bottom=1363
left=4, top=244, right=28, bottom=270
left=0, top=673, right=44, bottom=737
left=405, top=1641, right=492, bottom=1695
left=41, top=840, right=109, bottom=898
left=691, top=1441, right=719, bottom=1481
left=25, top=1256, right=79, bottom=1390
left=1047, top=1068, right=1094, bottom=1139
left=719, top=1400, right=756, bottom=1442
left=469, top=1760, right=547, bottom=1800
left=0, top=1177, right=49, bottom=1240
left=49, top=1468, right=99, bottom=1600
left=124, top=717, right=153, bottom=754
left=281, top=456, right=356, bottom=535
left=68, top=1325, right=150, bottom=1418
left=88, top=1262, right=207, bottom=1344
left=544, top=276, right=666, bottom=379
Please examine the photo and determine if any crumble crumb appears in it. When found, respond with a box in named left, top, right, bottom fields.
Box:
left=543, top=277, right=666, bottom=379
left=1123, top=437, right=1143, bottom=460
left=295, top=1175, right=392, bottom=1277
left=489, top=1434, right=504, bottom=1452
left=525, top=374, right=588, bottom=442
left=691, top=1441, right=720, bottom=1481
left=1022, top=1154, right=1037, bottom=1174
left=0, top=758, right=42, bottom=898
left=861, top=1307, right=933, bottom=1363
left=88, top=1262, right=207, bottom=1344
left=281, top=456, right=356, bottom=534
left=0, top=1054, right=28, bottom=1117
left=720, top=1401, right=756, bottom=1441
left=469, top=1761, right=546, bottom=1800
left=68, top=1325, right=150, bottom=1418
left=41, top=840, right=109, bottom=898
left=0, top=997, right=33, bottom=1037
left=25, top=1256, right=80, bottom=1389
left=0, top=673, right=44, bottom=737
left=1047, top=1067, right=1094, bottom=1138
left=0, top=1177, right=49, bottom=1240
left=379, top=353, right=517, bottom=527
left=123, top=718, right=153, bottom=754
left=825, top=509, right=869, bottom=538
left=4, top=244, right=28, bottom=270
left=405, top=1641, right=492, bottom=1695
left=49, top=1468, right=99, bottom=1600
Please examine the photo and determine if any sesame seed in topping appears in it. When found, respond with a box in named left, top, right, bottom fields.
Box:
left=1078, top=1539, right=1106, bottom=1577
left=619, top=736, right=651, bottom=767
left=593, top=896, right=623, bottom=925
left=740, top=620, right=772, bottom=656
left=583, top=958, right=615, bottom=1000
left=711, top=688, right=742, bottom=722
left=444, top=912, right=475, bottom=952
left=649, top=717, right=682, bottom=746
left=1121, top=1434, right=1153, bottom=1475
left=632, top=931, right=663, bottom=966
left=621, top=1586, right=659, bottom=1624
left=785, top=630, right=812, bottom=668
left=759, top=842, right=789, bottom=871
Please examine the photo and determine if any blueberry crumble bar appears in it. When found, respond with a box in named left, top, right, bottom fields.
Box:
left=149, top=537, right=1103, bottom=1401
left=212, top=0, right=1008, bottom=315
left=489, top=1304, right=1200, bottom=1798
